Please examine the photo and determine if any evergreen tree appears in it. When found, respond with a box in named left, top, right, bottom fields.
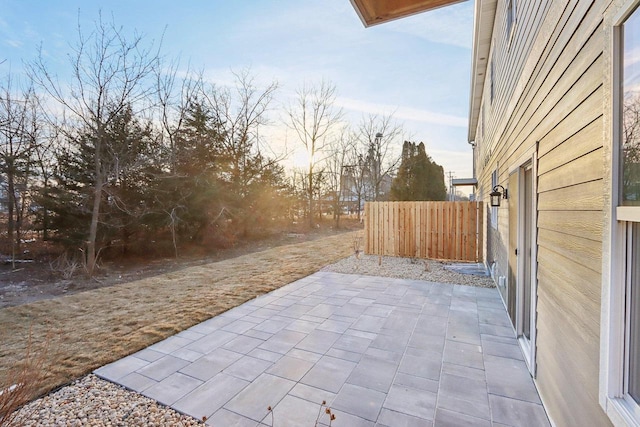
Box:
left=390, top=141, right=415, bottom=201
left=30, top=16, right=160, bottom=275
left=154, top=95, right=291, bottom=246
left=101, top=106, right=159, bottom=253
left=42, top=105, right=158, bottom=253
left=423, top=143, right=447, bottom=201
left=390, top=141, right=446, bottom=201
left=152, top=99, right=223, bottom=245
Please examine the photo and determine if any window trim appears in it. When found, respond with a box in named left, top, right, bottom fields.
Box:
left=619, top=206, right=640, bottom=222
left=601, top=1, right=640, bottom=425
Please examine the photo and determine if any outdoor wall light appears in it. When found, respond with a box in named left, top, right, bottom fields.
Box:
left=490, top=185, right=508, bottom=207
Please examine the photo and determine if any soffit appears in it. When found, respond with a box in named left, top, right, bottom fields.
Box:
left=349, top=0, right=466, bottom=26
left=468, top=0, right=497, bottom=142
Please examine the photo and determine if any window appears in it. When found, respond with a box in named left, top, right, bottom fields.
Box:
left=603, top=2, right=640, bottom=424
left=620, top=4, right=640, bottom=413
left=480, top=104, right=485, bottom=140
left=490, top=59, right=495, bottom=104
left=622, top=9, right=640, bottom=206
left=507, top=0, right=516, bottom=37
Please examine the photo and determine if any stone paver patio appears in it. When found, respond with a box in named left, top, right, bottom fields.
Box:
left=95, top=272, right=550, bottom=426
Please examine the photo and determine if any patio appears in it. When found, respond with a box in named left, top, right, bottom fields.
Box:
left=95, top=271, right=550, bottom=426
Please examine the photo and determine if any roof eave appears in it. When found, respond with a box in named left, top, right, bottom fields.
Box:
left=349, top=0, right=468, bottom=27
left=467, top=0, right=497, bottom=142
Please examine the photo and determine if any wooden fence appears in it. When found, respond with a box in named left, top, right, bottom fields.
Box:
left=364, top=201, right=483, bottom=262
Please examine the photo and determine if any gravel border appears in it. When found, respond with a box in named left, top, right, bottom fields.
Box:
left=321, top=254, right=496, bottom=288
left=10, top=375, right=202, bottom=426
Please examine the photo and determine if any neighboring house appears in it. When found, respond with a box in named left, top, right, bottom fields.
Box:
left=349, top=0, right=640, bottom=426
left=340, top=167, right=394, bottom=212
left=339, top=171, right=365, bottom=214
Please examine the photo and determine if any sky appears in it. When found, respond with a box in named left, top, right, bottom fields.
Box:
left=0, top=0, right=475, bottom=180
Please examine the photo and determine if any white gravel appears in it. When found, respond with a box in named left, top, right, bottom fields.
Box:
left=322, top=254, right=496, bottom=288
left=10, top=375, right=202, bottom=426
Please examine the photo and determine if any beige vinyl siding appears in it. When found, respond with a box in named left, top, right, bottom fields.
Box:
left=537, top=210, right=603, bottom=241
left=537, top=180, right=604, bottom=211
left=537, top=108, right=603, bottom=174
left=477, top=0, right=552, bottom=281
left=476, top=0, right=551, bottom=162
left=489, top=0, right=549, bottom=133
left=475, top=0, right=612, bottom=425
left=539, top=148, right=604, bottom=191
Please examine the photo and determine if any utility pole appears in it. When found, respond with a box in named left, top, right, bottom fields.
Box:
left=447, top=171, right=455, bottom=201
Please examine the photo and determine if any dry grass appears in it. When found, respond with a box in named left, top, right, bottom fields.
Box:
left=0, top=327, right=50, bottom=426
left=0, top=231, right=359, bottom=404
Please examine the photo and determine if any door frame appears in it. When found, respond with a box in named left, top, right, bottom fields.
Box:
left=509, top=152, right=538, bottom=376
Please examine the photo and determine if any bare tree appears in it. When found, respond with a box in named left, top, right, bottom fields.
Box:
left=155, top=60, right=201, bottom=174
left=200, top=69, right=285, bottom=237
left=29, top=14, right=160, bottom=276
left=357, top=113, right=403, bottom=201
left=203, top=68, right=279, bottom=196
left=325, top=124, right=357, bottom=228
left=348, top=153, right=368, bottom=221
left=31, top=121, right=58, bottom=241
left=285, top=80, right=343, bottom=227
left=0, top=76, right=40, bottom=264
left=154, top=61, right=204, bottom=254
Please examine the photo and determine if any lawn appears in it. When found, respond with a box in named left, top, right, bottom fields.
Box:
left=0, top=231, right=359, bottom=403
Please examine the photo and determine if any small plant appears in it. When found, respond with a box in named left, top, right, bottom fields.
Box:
left=49, top=250, right=82, bottom=279
left=315, top=400, right=336, bottom=426
left=0, top=327, right=51, bottom=426
left=353, top=234, right=364, bottom=273
left=353, top=235, right=363, bottom=259
left=255, top=400, right=336, bottom=426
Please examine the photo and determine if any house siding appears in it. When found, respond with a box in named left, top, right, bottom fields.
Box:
left=474, top=0, right=612, bottom=425
left=476, top=0, right=552, bottom=295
